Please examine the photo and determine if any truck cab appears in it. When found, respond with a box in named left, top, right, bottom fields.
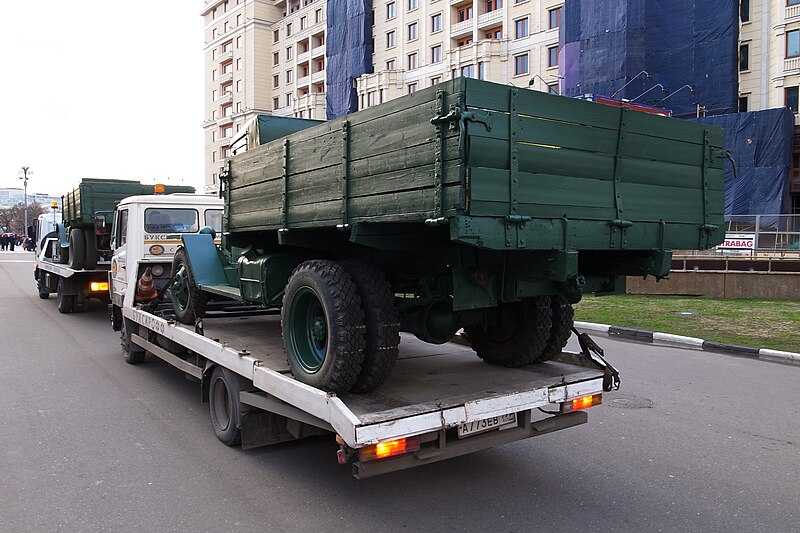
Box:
left=109, top=194, right=222, bottom=318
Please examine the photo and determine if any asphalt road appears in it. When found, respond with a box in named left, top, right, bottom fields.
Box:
left=1, top=250, right=798, bottom=532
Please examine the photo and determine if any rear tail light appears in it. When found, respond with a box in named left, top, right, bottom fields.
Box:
left=90, top=282, right=109, bottom=292
left=561, top=394, right=602, bottom=413
left=358, top=437, right=420, bottom=462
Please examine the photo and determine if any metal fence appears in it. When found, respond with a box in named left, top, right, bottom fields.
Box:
left=723, top=214, right=800, bottom=253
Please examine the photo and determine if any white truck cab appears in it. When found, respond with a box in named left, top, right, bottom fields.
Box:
left=109, top=193, right=222, bottom=315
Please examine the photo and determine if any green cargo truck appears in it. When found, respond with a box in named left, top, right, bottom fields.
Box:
left=35, top=179, right=194, bottom=312
left=173, top=78, right=725, bottom=393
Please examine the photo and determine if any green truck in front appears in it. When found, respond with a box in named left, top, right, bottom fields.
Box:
left=173, top=78, right=726, bottom=393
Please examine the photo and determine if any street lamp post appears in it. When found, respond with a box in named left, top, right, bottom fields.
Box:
left=19, top=166, right=32, bottom=236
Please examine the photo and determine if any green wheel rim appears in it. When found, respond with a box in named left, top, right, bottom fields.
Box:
left=173, top=265, right=189, bottom=312
left=288, top=287, right=328, bottom=373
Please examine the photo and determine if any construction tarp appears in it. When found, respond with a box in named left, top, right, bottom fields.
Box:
left=698, top=108, right=793, bottom=217
left=561, top=0, right=738, bottom=118
left=326, top=0, right=373, bottom=119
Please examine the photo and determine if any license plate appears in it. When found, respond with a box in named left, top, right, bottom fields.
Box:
left=457, top=413, right=517, bottom=438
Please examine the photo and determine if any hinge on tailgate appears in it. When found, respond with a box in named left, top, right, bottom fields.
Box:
left=571, top=327, right=621, bottom=392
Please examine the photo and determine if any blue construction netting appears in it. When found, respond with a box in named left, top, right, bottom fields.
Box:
left=561, top=0, right=738, bottom=118
left=325, top=0, right=373, bottom=119
left=698, top=108, right=794, bottom=216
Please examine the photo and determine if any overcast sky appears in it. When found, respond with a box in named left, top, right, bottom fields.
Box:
left=0, top=2, right=206, bottom=197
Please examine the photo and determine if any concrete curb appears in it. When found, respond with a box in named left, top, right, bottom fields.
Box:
left=574, top=321, right=800, bottom=365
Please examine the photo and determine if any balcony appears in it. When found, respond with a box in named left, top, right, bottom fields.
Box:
left=311, top=44, right=326, bottom=58
left=216, top=71, right=233, bottom=83
left=311, top=70, right=325, bottom=83
left=218, top=50, right=233, bottom=62
left=216, top=92, right=233, bottom=102
left=297, top=75, right=310, bottom=86
left=785, top=56, right=800, bottom=72
left=788, top=4, right=800, bottom=21
left=477, top=9, right=503, bottom=29
left=450, top=0, right=470, bottom=4
left=451, top=19, right=473, bottom=37
left=448, top=38, right=508, bottom=64
left=297, top=50, right=310, bottom=63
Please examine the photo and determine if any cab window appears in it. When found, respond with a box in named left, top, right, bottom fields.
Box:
left=115, top=209, right=128, bottom=248
left=205, top=209, right=223, bottom=233
left=144, top=208, right=199, bottom=233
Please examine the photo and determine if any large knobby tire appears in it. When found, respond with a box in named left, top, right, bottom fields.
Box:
left=281, top=260, right=366, bottom=394
left=171, top=248, right=208, bottom=325
left=536, top=295, right=575, bottom=363
left=82, top=228, right=98, bottom=270
left=209, top=366, right=242, bottom=446
left=466, top=296, right=553, bottom=367
left=67, top=228, right=86, bottom=270
left=121, top=318, right=146, bottom=364
left=340, top=261, right=401, bottom=393
left=56, top=280, right=75, bottom=314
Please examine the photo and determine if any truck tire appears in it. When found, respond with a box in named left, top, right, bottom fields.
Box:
left=68, top=228, right=86, bottom=270
left=171, top=248, right=208, bottom=325
left=536, top=296, right=575, bottom=363
left=466, top=296, right=552, bottom=367
left=340, top=261, right=400, bottom=393
left=121, top=318, right=146, bottom=364
left=208, top=366, right=242, bottom=446
left=37, top=271, right=49, bottom=299
left=82, top=228, right=98, bottom=270
left=281, top=260, right=366, bottom=394
left=56, top=280, right=75, bottom=314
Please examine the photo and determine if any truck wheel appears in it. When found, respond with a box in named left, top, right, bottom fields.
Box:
left=209, top=366, right=242, bottom=446
left=56, top=280, right=75, bottom=314
left=466, top=296, right=552, bottom=367
left=37, top=271, right=49, bottom=299
left=340, top=261, right=400, bottom=393
left=121, top=318, right=146, bottom=364
left=536, top=296, right=575, bottom=363
left=281, top=260, right=366, bottom=394
left=82, top=228, right=98, bottom=270
left=67, top=228, right=86, bottom=270
left=171, top=248, right=208, bottom=325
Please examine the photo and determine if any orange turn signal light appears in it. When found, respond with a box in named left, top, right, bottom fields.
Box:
left=358, top=437, right=421, bottom=462
left=90, top=282, right=109, bottom=292
left=562, top=394, right=602, bottom=413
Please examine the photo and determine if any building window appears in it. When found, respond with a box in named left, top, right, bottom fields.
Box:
left=549, top=7, right=561, bottom=29
left=458, top=6, right=473, bottom=22
left=286, top=93, right=292, bottom=107
left=461, top=64, right=476, bottom=78
left=387, top=30, right=396, bottom=48
left=222, top=40, right=233, bottom=53
left=221, top=103, right=233, bottom=117
left=431, top=44, right=442, bottom=63
left=515, top=18, right=529, bottom=39
left=407, top=52, right=418, bottom=70
left=431, top=13, right=442, bottom=32
left=786, top=87, right=798, bottom=113
left=738, top=95, right=748, bottom=112
left=740, top=43, right=749, bottom=71
left=486, top=0, right=501, bottom=12
left=788, top=29, right=800, bottom=58
left=222, top=60, right=233, bottom=75
left=431, top=76, right=441, bottom=86
left=286, top=69, right=293, bottom=83
left=408, top=21, right=418, bottom=41
left=386, top=58, right=396, bottom=69
left=221, top=81, right=233, bottom=94
left=409, top=0, right=418, bottom=11
left=286, top=46, right=293, bottom=60
left=548, top=46, right=559, bottom=67
left=368, top=91, right=378, bottom=106
left=274, top=30, right=280, bottom=42
left=457, top=37, right=473, bottom=47
left=548, top=83, right=559, bottom=95
left=273, top=52, right=280, bottom=66
left=316, top=9, right=323, bottom=23
left=300, top=16, right=307, bottom=29
left=740, top=0, right=749, bottom=22
left=387, top=2, right=396, bottom=19
left=286, top=23, right=292, bottom=37
left=485, top=27, right=502, bottom=39
left=408, top=83, right=417, bottom=94
left=514, top=53, right=528, bottom=75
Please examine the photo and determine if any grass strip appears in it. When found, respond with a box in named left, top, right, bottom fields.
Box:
left=573, top=295, right=800, bottom=353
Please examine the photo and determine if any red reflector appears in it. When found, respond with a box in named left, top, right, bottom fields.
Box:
left=358, top=437, right=421, bottom=462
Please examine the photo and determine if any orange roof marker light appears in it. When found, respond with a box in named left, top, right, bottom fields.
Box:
left=153, top=184, right=166, bottom=194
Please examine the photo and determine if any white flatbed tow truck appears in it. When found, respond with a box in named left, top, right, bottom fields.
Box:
left=111, top=196, right=619, bottom=478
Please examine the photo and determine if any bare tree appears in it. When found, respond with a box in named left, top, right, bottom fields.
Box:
left=0, top=202, right=49, bottom=234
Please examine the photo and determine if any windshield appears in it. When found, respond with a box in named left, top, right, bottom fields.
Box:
left=144, top=208, right=199, bottom=233
left=205, top=209, right=223, bottom=233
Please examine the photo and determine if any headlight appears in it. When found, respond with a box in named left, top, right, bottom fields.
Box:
left=151, top=264, right=165, bottom=277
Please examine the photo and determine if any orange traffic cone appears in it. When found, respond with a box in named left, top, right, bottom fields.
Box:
left=136, top=266, right=158, bottom=301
